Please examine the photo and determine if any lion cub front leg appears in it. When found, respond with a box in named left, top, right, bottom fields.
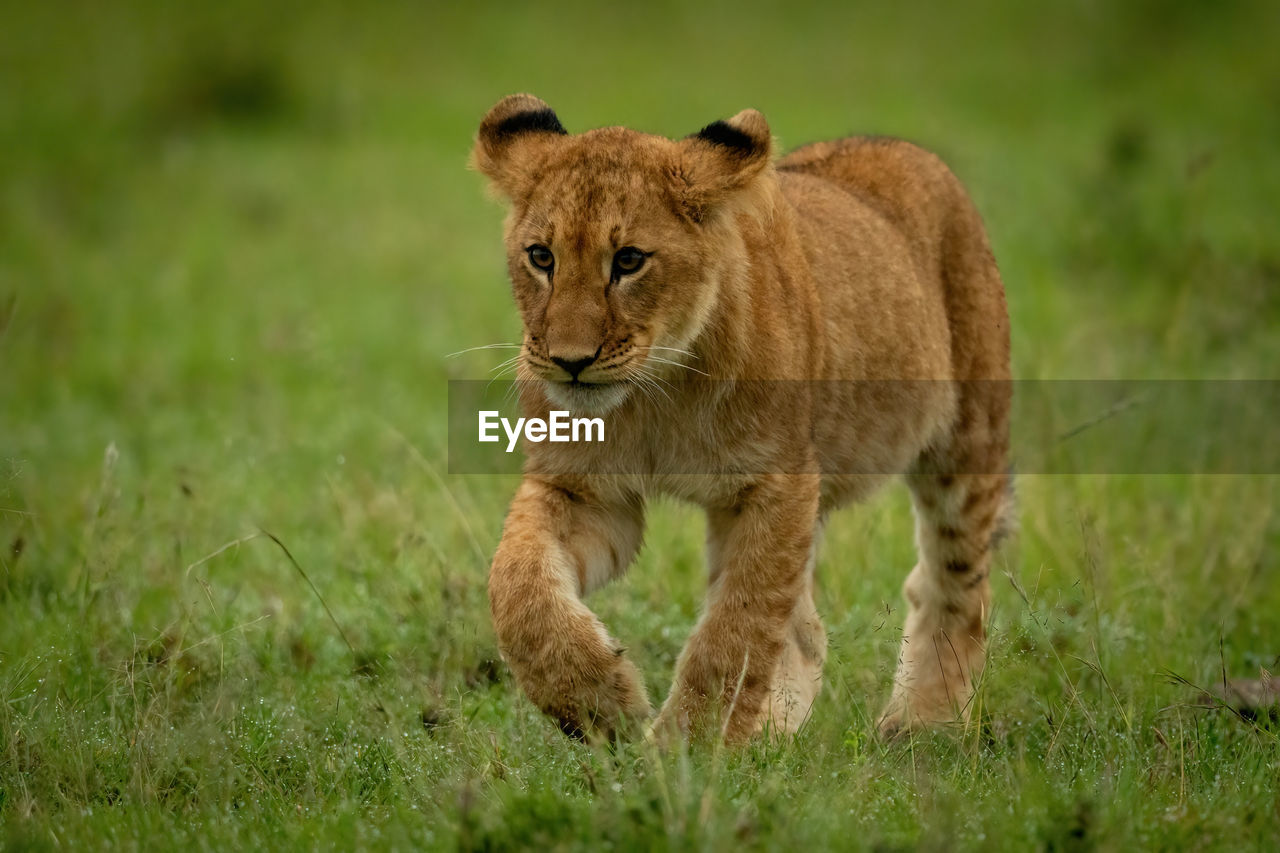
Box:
left=655, top=475, right=820, bottom=743
left=489, top=478, right=650, bottom=740
left=703, top=508, right=827, bottom=737
left=763, top=531, right=827, bottom=734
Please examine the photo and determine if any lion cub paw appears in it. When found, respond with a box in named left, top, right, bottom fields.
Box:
left=875, top=692, right=969, bottom=741
left=522, top=651, right=652, bottom=743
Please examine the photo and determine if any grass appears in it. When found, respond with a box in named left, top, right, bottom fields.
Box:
left=2, top=0, right=1279, bottom=848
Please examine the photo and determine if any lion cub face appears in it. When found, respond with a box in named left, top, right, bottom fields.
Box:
left=473, top=94, right=773, bottom=413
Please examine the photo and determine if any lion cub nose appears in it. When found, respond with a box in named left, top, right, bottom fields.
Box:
left=550, top=354, right=597, bottom=381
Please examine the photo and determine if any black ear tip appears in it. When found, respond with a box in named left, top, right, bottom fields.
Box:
left=692, top=120, right=760, bottom=154
left=491, top=108, right=567, bottom=141
left=481, top=95, right=567, bottom=145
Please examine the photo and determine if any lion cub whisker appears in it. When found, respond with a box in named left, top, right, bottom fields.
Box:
left=444, top=342, right=523, bottom=359
left=643, top=353, right=711, bottom=377
left=643, top=344, right=701, bottom=360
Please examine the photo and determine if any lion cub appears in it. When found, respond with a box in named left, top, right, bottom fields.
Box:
left=472, top=94, right=1011, bottom=743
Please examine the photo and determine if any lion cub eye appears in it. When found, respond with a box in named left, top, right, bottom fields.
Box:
left=612, top=247, right=647, bottom=276
left=527, top=245, right=555, bottom=273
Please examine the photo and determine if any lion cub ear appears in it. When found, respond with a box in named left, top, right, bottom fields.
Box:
left=677, top=109, right=774, bottom=222
left=472, top=94, right=568, bottom=200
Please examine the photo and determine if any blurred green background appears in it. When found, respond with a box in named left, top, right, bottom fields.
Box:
left=2, top=0, right=1278, bottom=848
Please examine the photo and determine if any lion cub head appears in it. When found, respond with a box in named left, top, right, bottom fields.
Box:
left=472, top=94, right=774, bottom=413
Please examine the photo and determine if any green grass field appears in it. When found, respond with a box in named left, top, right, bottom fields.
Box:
left=3, top=0, right=1279, bottom=848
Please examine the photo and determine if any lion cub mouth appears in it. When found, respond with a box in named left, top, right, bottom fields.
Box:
left=541, top=377, right=633, bottom=415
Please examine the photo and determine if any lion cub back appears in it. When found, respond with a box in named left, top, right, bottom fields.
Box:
left=778, top=136, right=1011, bottom=386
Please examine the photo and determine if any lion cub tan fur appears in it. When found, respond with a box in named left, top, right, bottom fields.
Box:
left=472, top=94, right=1011, bottom=743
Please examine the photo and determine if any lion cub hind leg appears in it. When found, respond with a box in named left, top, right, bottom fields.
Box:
left=489, top=479, right=651, bottom=741
left=878, top=388, right=1013, bottom=738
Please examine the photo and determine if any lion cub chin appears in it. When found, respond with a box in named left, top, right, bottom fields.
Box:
left=541, top=379, right=632, bottom=416
left=472, top=94, right=1012, bottom=744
